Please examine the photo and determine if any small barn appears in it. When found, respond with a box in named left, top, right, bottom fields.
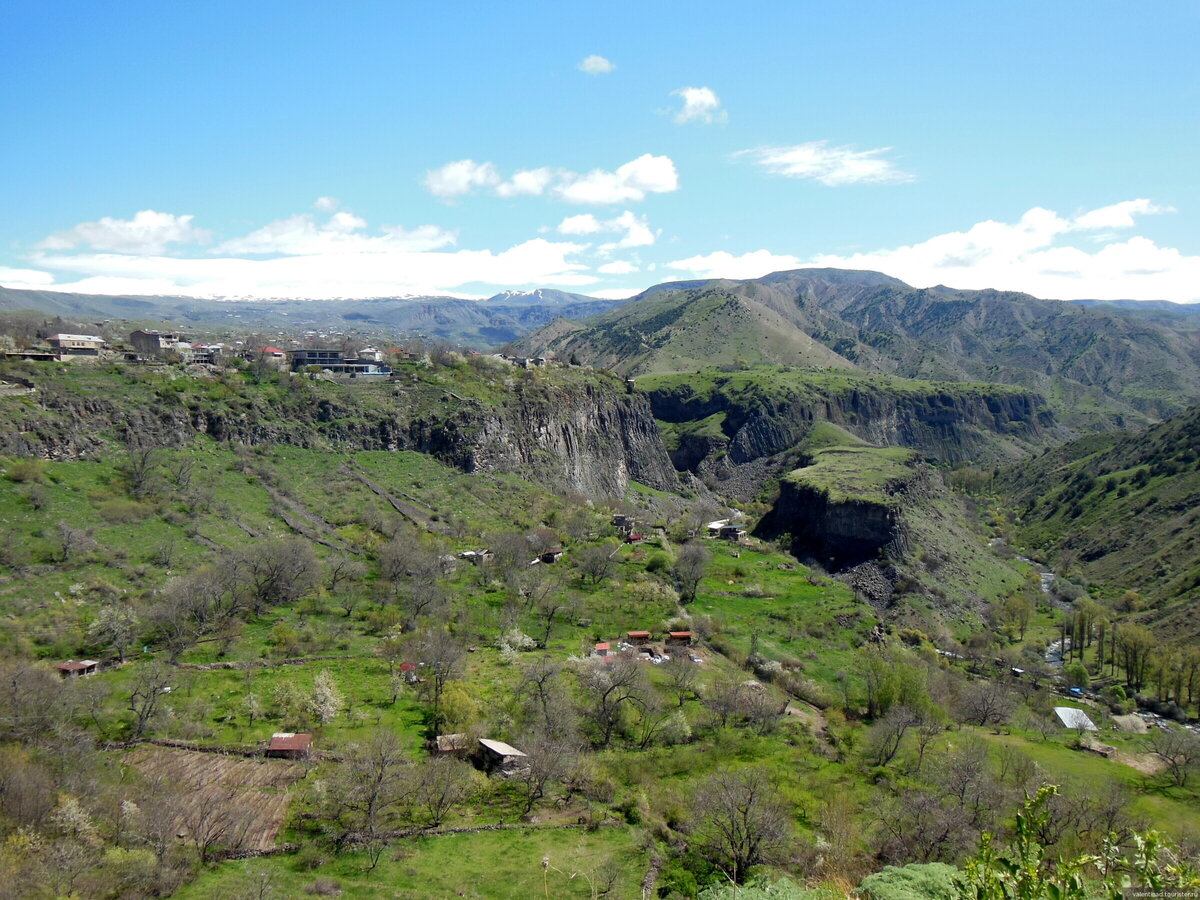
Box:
left=1054, top=707, right=1098, bottom=732
left=593, top=641, right=611, bottom=657
left=666, top=631, right=693, bottom=646
left=266, top=732, right=314, bottom=759
left=539, top=547, right=564, bottom=564
left=435, top=733, right=471, bottom=756
left=626, top=630, right=652, bottom=645
left=477, top=738, right=528, bottom=774
left=56, top=659, right=100, bottom=678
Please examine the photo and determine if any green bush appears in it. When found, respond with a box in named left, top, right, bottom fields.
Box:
left=5, top=457, right=45, bottom=483
left=859, top=863, right=960, bottom=900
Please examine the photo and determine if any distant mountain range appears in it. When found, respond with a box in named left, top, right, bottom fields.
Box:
left=0, top=285, right=620, bottom=347
left=7, top=269, right=1200, bottom=429
left=512, top=268, right=1200, bottom=430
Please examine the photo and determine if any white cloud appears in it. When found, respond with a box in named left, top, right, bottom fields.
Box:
left=671, top=86, right=726, bottom=124
left=598, top=260, right=638, bottom=275
left=668, top=249, right=802, bottom=280
left=31, top=237, right=595, bottom=299
left=425, top=153, right=679, bottom=205
left=554, top=154, right=679, bottom=205
left=496, top=167, right=557, bottom=198
left=0, top=266, right=57, bottom=288
left=314, top=196, right=339, bottom=212
left=736, top=141, right=914, bottom=186
left=423, top=159, right=501, bottom=198
left=667, top=200, right=1199, bottom=300
left=578, top=54, right=615, bottom=75
left=23, top=204, right=599, bottom=298
left=556, top=214, right=603, bottom=236
left=556, top=210, right=657, bottom=249
left=1069, top=198, right=1175, bottom=231
left=806, top=200, right=1199, bottom=301
left=37, top=210, right=211, bottom=254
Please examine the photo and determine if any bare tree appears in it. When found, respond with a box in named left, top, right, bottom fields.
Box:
left=178, top=788, right=250, bottom=863
left=864, top=705, right=918, bottom=768
left=1149, top=726, right=1200, bottom=787
left=326, top=555, right=367, bottom=595
left=122, top=444, right=161, bottom=500
left=408, top=756, right=472, bottom=827
left=127, top=662, right=173, bottom=739
left=514, top=729, right=576, bottom=815
left=234, top=538, right=318, bottom=613
left=55, top=520, right=98, bottom=563
left=958, top=680, right=1017, bottom=731
left=673, top=542, right=710, bottom=604
left=87, top=604, right=138, bottom=662
left=323, top=730, right=411, bottom=867
left=663, top=654, right=699, bottom=707
left=415, top=630, right=464, bottom=734
left=691, top=767, right=791, bottom=884
left=578, top=656, right=646, bottom=748
left=574, top=543, right=617, bottom=585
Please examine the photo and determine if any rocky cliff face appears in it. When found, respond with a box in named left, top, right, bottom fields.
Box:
left=0, top=371, right=677, bottom=500
left=756, top=476, right=910, bottom=570
left=648, top=379, right=1059, bottom=499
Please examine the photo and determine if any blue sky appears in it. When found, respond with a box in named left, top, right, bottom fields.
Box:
left=2, top=1, right=1198, bottom=301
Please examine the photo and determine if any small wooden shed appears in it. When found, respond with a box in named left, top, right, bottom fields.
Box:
left=266, top=732, right=313, bottom=759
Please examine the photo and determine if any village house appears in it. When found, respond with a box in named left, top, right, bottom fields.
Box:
left=593, top=641, right=611, bottom=657
left=266, top=732, right=314, bottom=759
left=55, top=659, right=100, bottom=678
left=477, top=738, right=528, bottom=774
left=718, top=523, right=747, bottom=542
left=626, top=630, right=652, bottom=645
left=249, top=346, right=289, bottom=369
left=47, top=334, right=107, bottom=357
left=457, top=548, right=493, bottom=566
left=287, top=348, right=391, bottom=376
left=612, top=514, right=636, bottom=535
left=666, top=631, right=693, bottom=646
left=129, top=329, right=190, bottom=357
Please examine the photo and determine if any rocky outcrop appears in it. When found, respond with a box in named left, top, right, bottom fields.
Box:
left=651, top=383, right=1056, bottom=466
left=0, top=372, right=677, bottom=500
left=648, top=378, right=1060, bottom=499
left=756, top=474, right=912, bottom=570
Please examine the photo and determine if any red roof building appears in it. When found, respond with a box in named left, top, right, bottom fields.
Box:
left=55, top=659, right=100, bottom=678
left=266, top=732, right=313, bottom=759
left=594, top=642, right=610, bottom=656
left=667, top=631, right=693, bottom=644
left=626, top=630, right=652, bottom=642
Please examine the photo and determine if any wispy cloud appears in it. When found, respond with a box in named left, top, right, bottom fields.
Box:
left=735, top=141, right=914, bottom=186
left=671, top=86, right=726, bottom=124
left=423, top=154, right=679, bottom=205
left=578, top=54, right=615, bottom=75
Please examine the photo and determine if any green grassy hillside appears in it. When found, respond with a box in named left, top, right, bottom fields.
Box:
left=996, top=404, right=1200, bottom=641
